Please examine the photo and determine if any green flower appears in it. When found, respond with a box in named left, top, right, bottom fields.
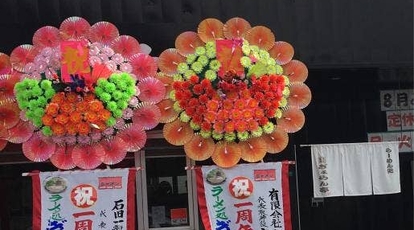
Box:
left=250, top=45, right=259, bottom=53
left=179, top=112, right=191, bottom=122
left=209, top=60, right=221, bottom=71
left=195, top=47, right=206, bottom=56
left=197, top=55, right=209, bottom=66
left=32, top=117, right=43, bottom=128
left=184, top=69, right=195, bottom=79
left=100, top=92, right=112, bottom=102
left=200, top=130, right=212, bottom=138
left=97, top=78, right=107, bottom=86
left=34, top=108, right=45, bottom=117
left=267, top=58, right=276, bottom=66
left=31, top=86, right=43, bottom=97
left=191, top=62, right=203, bottom=74
left=25, top=111, right=34, bottom=119
left=113, top=109, right=123, bottom=118
left=279, top=97, right=287, bottom=108
left=125, top=87, right=136, bottom=97
left=274, top=109, right=283, bottom=119
left=240, top=56, right=252, bottom=67
left=259, top=50, right=270, bottom=59
left=251, top=127, right=263, bottom=137
left=117, top=81, right=128, bottom=90
left=104, top=82, right=117, bottom=93
left=112, top=91, right=123, bottom=100
left=28, top=99, right=39, bottom=110
left=36, top=96, right=47, bottom=107
left=205, top=70, right=217, bottom=81
left=106, top=116, right=116, bottom=126
left=44, top=89, right=56, bottom=99
left=224, top=132, right=236, bottom=142
left=169, top=90, right=177, bottom=101
left=40, top=80, right=52, bottom=90
left=177, top=63, right=189, bottom=74
left=212, top=131, right=223, bottom=141
left=237, top=131, right=249, bottom=141
left=189, top=120, right=200, bottom=130
left=41, top=126, right=53, bottom=136
left=283, top=75, right=290, bottom=85
left=173, top=101, right=182, bottom=112
left=275, top=65, right=284, bottom=75
left=186, top=54, right=197, bottom=64
left=242, top=44, right=251, bottom=55
left=94, top=86, right=104, bottom=96
left=206, top=49, right=216, bottom=59
left=117, top=101, right=128, bottom=110
left=263, top=122, right=275, bottom=134
left=173, top=74, right=184, bottom=82
left=205, top=41, right=215, bottom=50
left=267, top=65, right=277, bottom=74
left=107, top=101, right=118, bottom=111
left=282, top=87, right=290, bottom=96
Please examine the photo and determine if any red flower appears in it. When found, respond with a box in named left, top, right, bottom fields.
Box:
left=235, top=120, right=248, bottom=132
left=239, top=89, right=251, bottom=99
left=242, top=110, right=253, bottom=120
left=193, top=115, right=203, bottom=124
left=217, top=110, right=229, bottom=121
left=207, top=100, right=219, bottom=112
left=223, top=99, right=233, bottom=110
left=204, top=111, right=217, bottom=123
left=172, top=81, right=182, bottom=90
left=190, top=75, right=199, bottom=84
left=254, top=92, right=264, bottom=101
left=248, top=99, right=259, bottom=108
left=231, top=109, right=242, bottom=120
left=234, top=99, right=245, bottom=109
left=213, top=122, right=225, bottom=133
left=185, top=107, right=196, bottom=116
left=193, top=84, right=203, bottom=95
left=224, top=121, right=235, bottom=133
left=188, top=98, right=199, bottom=107
left=201, top=79, right=211, bottom=88
left=265, top=109, right=276, bottom=117
left=258, top=117, right=269, bottom=126
left=201, top=122, right=211, bottom=131
left=248, top=120, right=259, bottom=131
left=199, top=94, right=209, bottom=104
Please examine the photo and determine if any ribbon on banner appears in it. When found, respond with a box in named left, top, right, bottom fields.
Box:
left=196, top=162, right=292, bottom=230
left=31, top=168, right=136, bottom=230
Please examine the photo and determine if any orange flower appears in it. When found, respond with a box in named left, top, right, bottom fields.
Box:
left=99, top=110, right=112, bottom=121
left=234, top=99, right=245, bottom=110
left=248, top=120, right=259, bottom=131
left=89, top=100, right=104, bottom=112
left=66, top=122, right=78, bottom=135
left=223, top=99, right=233, bottom=110
left=45, top=103, right=59, bottom=116
left=204, top=111, right=217, bottom=123
left=85, top=111, right=99, bottom=123
left=77, top=122, right=91, bottom=135
left=76, top=101, right=89, bottom=112
left=42, top=114, right=54, bottom=126
left=242, top=110, right=253, bottom=120
left=213, top=122, right=225, bottom=133
left=60, top=102, right=74, bottom=114
left=258, top=117, right=268, bottom=126
left=51, top=92, right=65, bottom=104
left=226, top=91, right=238, bottom=100
left=55, top=114, right=69, bottom=125
left=51, top=123, right=66, bottom=136
left=231, top=109, right=242, bottom=120
left=66, top=92, right=78, bottom=103
left=206, top=100, right=219, bottom=112
left=255, top=109, right=264, bottom=118
left=84, top=93, right=96, bottom=102
left=224, top=121, right=235, bottom=133
left=70, top=111, right=82, bottom=123
left=201, top=122, right=211, bottom=131
left=217, top=110, right=229, bottom=121
left=248, top=99, right=259, bottom=108
left=235, top=121, right=248, bottom=132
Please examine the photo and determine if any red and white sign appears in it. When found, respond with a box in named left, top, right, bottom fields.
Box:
left=386, top=110, right=414, bottom=131
left=196, top=162, right=292, bottom=230
left=31, top=168, right=136, bottom=230
left=368, top=131, right=413, bottom=153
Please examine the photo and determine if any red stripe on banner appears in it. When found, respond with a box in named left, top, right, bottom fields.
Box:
left=282, top=162, right=292, bottom=230
left=127, top=169, right=136, bottom=230
left=196, top=167, right=212, bottom=230
left=31, top=172, right=41, bottom=230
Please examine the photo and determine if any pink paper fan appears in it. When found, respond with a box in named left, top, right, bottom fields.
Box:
left=32, top=26, right=61, bottom=49
left=0, top=101, right=20, bottom=129
left=118, top=123, right=147, bottom=152
left=0, top=74, right=20, bottom=101
left=132, top=102, right=161, bottom=130
left=276, top=108, right=305, bottom=133
left=0, top=125, right=10, bottom=139
left=175, top=31, right=205, bottom=56
left=50, top=145, right=76, bottom=170
left=88, top=21, right=120, bottom=44
left=157, top=99, right=179, bottom=123
left=101, top=137, right=128, bottom=165
left=59, top=16, right=91, bottom=40
left=158, top=48, right=185, bottom=75
left=282, top=60, right=308, bottom=83
left=137, top=77, right=166, bottom=104
left=268, top=41, right=294, bottom=65
left=288, top=83, right=312, bottom=109
left=129, top=53, right=157, bottom=80
left=0, top=53, right=11, bottom=75
left=22, top=132, right=56, bottom=162
left=0, top=139, right=7, bottom=151
left=72, top=143, right=105, bottom=169
left=111, top=35, right=141, bottom=59
left=7, top=120, right=35, bottom=143
left=223, top=17, right=252, bottom=39
left=9, top=44, right=38, bottom=72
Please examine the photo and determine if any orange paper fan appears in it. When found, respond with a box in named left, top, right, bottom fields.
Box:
left=22, top=132, right=56, bottom=162
left=223, top=17, right=251, bottom=39
left=9, top=44, right=38, bottom=72
left=244, top=26, right=275, bottom=51
left=137, top=77, right=166, bottom=104
left=239, top=137, right=267, bottom=162
left=263, top=126, right=289, bottom=154
left=32, top=26, right=61, bottom=49
left=184, top=134, right=215, bottom=161
left=211, top=142, right=241, bottom=168
left=157, top=99, right=179, bottom=123
left=72, top=143, right=105, bottom=169
left=282, top=60, right=308, bottom=83
left=163, top=119, right=194, bottom=146
left=59, top=16, right=91, bottom=40
left=50, top=145, right=76, bottom=170
left=101, top=137, right=128, bottom=165
left=288, top=83, right=312, bottom=109
left=117, top=123, right=147, bottom=152
left=88, top=21, right=120, bottom=44
left=0, top=139, right=7, bottom=151
left=129, top=53, right=157, bottom=80
left=0, top=53, right=11, bottom=75
left=0, top=100, right=20, bottom=129
left=132, top=103, right=161, bottom=130
left=7, top=120, right=35, bottom=143
left=156, top=73, right=174, bottom=99
left=197, top=18, right=225, bottom=43
left=158, top=48, right=185, bottom=75
left=268, top=41, right=294, bottom=65
left=175, top=31, right=205, bottom=56
left=0, top=74, right=19, bottom=101
left=277, top=108, right=305, bottom=133
left=111, top=35, right=141, bottom=60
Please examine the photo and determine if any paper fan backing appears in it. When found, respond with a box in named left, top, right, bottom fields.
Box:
left=159, top=17, right=311, bottom=168
left=2, top=16, right=165, bottom=169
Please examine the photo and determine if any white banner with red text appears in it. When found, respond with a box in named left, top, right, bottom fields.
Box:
left=31, top=168, right=136, bottom=230
left=196, top=162, right=292, bottom=230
